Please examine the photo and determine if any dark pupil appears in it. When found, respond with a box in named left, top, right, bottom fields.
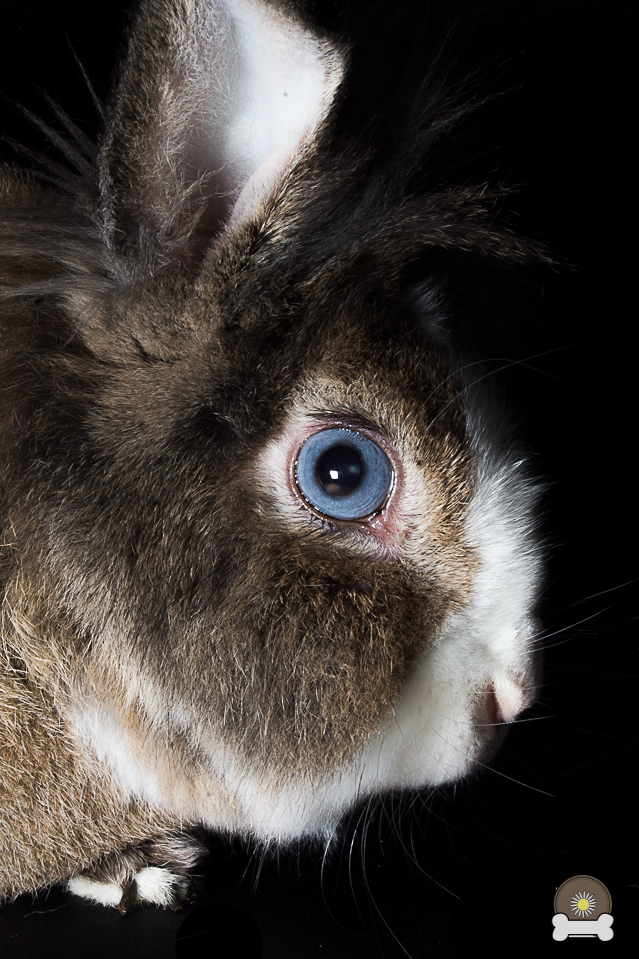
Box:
left=317, top=445, right=362, bottom=497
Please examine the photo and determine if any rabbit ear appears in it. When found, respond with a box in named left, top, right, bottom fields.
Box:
left=99, top=0, right=345, bottom=270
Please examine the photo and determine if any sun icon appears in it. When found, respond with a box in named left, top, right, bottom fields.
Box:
left=570, top=890, right=597, bottom=917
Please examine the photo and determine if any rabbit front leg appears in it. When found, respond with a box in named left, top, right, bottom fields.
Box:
left=0, top=585, right=199, bottom=907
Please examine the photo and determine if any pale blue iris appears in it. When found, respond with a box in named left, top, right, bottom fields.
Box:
left=295, top=428, right=393, bottom=520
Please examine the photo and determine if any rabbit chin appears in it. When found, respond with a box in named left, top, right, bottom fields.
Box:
left=196, top=616, right=539, bottom=846
left=70, top=611, right=538, bottom=846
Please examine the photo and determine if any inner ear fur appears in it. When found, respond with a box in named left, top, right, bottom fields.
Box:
left=98, top=0, right=345, bottom=275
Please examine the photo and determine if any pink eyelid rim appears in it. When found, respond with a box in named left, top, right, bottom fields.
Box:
left=287, top=419, right=408, bottom=547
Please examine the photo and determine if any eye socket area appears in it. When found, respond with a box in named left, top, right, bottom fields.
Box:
left=293, top=427, right=395, bottom=522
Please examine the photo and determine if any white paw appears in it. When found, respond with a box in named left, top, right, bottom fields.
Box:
left=68, top=866, right=187, bottom=909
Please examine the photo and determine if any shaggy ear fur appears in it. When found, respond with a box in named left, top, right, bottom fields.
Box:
left=99, top=0, right=345, bottom=271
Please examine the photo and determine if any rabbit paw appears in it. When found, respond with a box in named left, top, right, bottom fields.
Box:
left=68, top=866, right=189, bottom=912
left=67, top=831, right=205, bottom=913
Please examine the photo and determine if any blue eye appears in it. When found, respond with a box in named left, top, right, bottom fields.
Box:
left=295, top=428, right=393, bottom=520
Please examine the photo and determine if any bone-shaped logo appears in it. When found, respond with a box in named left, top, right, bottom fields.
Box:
left=552, top=912, right=614, bottom=941
left=553, top=875, right=613, bottom=941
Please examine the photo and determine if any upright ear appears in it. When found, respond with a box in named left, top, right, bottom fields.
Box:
left=99, top=0, right=345, bottom=271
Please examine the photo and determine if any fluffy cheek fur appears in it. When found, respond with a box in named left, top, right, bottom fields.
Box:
left=57, top=325, right=475, bottom=793
left=203, top=549, right=447, bottom=773
left=72, top=543, right=455, bottom=790
left=69, top=417, right=541, bottom=846
left=62, top=333, right=542, bottom=844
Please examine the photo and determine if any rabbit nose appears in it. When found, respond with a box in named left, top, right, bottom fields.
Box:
left=485, top=683, right=505, bottom=726
left=485, top=673, right=532, bottom=726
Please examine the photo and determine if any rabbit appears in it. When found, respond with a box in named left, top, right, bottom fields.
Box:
left=0, top=0, right=545, bottom=912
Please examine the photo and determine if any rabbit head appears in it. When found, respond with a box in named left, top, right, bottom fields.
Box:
left=0, top=0, right=543, bottom=900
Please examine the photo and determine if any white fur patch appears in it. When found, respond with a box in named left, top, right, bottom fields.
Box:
left=67, top=874, right=123, bottom=907
left=68, top=867, right=184, bottom=909
left=135, top=866, right=184, bottom=906
left=70, top=701, right=164, bottom=806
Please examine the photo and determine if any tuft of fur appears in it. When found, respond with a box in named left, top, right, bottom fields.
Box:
left=1, top=0, right=545, bottom=906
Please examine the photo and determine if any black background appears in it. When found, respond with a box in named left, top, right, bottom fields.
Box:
left=0, top=1, right=636, bottom=957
